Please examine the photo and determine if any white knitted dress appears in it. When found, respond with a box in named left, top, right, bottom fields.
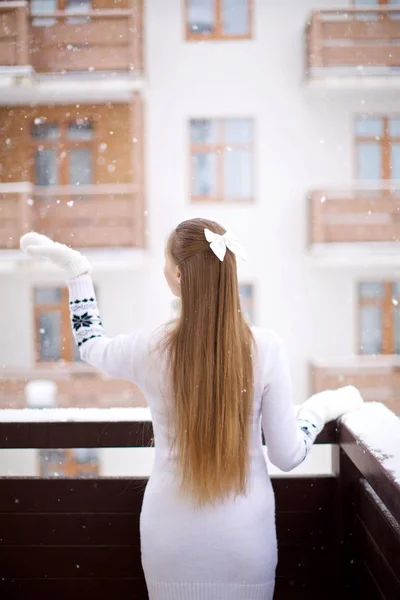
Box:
left=68, top=275, right=319, bottom=600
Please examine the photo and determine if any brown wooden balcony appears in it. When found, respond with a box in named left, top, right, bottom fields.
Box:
left=0, top=405, right=399, bottom=599
left=0, top=183, right=145, bottom=250
left=0, top=1, right=143, bottom=75
left=311, top=356, right=400, bottom=416
left=0, top=364, right=146, bottom=409
left=307, top=7, right=400, bottom=78
left=309, top=185, right=400, bottom=245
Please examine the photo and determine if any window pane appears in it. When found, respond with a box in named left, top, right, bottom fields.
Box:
left=190, top=120, right=217, bottom=144
left=393, top=282, right=400, bottom=297
left=68, top=121, right=93, bottom=141
left=32, top=123, right=59, bottom=140
left=389, top=118, right=400, bottom=137
left=187, top=0, right=214, bottom=34
left=39, top=449, right=66, bottom=477
left=389, top=0, right=400, bottom=21
left=31, top=0, right=57, bottom=26
left=224, top=119, right=253, bottom=144
left=35, top=287, right=61, bottom=304
left=35, top=149, right=58, bottom=186
left=357, top=143, right=382, bottom=179
left=360, top=282, right=384, bottom=298
left=395, top=307, right=400, bottom=354
left=224, top=148, right=252, bottom=199
left=355, top=117, right=384, bottom=138
left=38, top=311, right=61, bottom=361
left=239, top=284, right=254, bottom=323
left=192, top=153, right=217, bottom=196
left=360, top=306, right=382, bottom=354
left=222, top=0, right=249, bottom=35
left=73, top=448, right=98, bottom=464
left=391, top=143, right=400, bottom=179
left=69, top=148, right=93, bottom=185
left=66, top=0, right=91, bottom=22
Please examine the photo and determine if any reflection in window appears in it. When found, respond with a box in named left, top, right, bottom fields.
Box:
left=34, top=286, right=81, bottom=363
left=39, top=448, right=99, bottom=477
left=190, top=118, right=254, bottom=202
left=355, top=115, right=400, bottom=180
left=35, top=149, right=58, bottom=186
left=186, top=0, right=252, bottom=39
left=69, top=148, right=93, bottom=185
left=239, top=283, right=254, bottom=323
left=359, top=281, right=400, bottom=355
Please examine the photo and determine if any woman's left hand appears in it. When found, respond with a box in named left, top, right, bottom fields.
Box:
left=20, top=232, right=92, bottom=279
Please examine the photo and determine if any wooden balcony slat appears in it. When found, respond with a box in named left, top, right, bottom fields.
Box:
left=357, top=480, right=400, bottom=579
left=0, top=578, right=147, bottom=600
left=0, top=478, right=147, bottom=513
left=323, top=20, right=400, bottom=41
left=355, top=517, right=400, bottom=598
left=340, top=428, right=400, bottom=524
left=30, top=21, right=129, bottom=47
left=0, top=546, right=143, bottom=578
left=32, top=45, right=131, bottom=72
left=323, top=45, right=400, bottom=68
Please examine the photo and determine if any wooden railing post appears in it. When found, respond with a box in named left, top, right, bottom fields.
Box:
left=19, top=189, right=32, bottom=237
left=130, top=93, right=146, bottom=248
left=129, top=0, right=143, bottom=73
left=309, top=191, right=326, bottom=244
left=307, top=11, right=324, bottom=70
left=15, top=4, right=29, bottom=66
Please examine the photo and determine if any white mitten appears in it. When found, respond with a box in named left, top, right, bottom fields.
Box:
left=20, top=232, right=92, bottom=280
left=298, top=385, right=364, bottom=428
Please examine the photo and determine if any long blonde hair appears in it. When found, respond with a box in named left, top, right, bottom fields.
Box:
left=164, top=218, right=254, bottom=507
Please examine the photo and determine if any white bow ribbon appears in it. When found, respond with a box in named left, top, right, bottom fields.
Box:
left=204, top=228, right=247, bottom=262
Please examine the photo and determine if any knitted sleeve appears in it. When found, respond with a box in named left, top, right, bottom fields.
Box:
left=261, top=333, right=322, bottom=472
left=67, top=274, right=149, bottom=384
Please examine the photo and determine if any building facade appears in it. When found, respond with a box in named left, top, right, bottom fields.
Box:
left=0, top=0, right=400, bottom=472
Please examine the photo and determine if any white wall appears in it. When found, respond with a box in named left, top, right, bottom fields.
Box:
left=1, top=0, right=400, bottom=408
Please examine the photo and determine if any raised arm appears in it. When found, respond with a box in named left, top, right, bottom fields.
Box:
left=261, top=333, right=363, bottom=472
left=68, top=274, right=148, bottom=383
left=20, top=232, right=148, bottom=385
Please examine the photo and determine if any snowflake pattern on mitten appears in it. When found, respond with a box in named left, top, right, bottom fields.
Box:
left=297, top=418, right=319, bottom=463
left=69, top=296, right=104, bottom=347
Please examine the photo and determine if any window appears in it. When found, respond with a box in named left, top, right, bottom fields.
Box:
left=34, top=286, right=80, bottom=362
left=32, top=118, right=94, bottom=186
left=355, top=116, right=400, bottom=180
left=31, top=0, right=91, bottom=26
left=186, top=0, right=252, bottom=40
left=358, top=282, right=400, bottom=354
left=39, top=448, right=99, bottom=477
left=190, top=119, right=254, bottom=202
left=353, top=0, right=400, bottom=20
left=239, top=283, right=255, bottom=323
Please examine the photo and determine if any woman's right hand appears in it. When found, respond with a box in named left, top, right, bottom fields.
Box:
left=299, top=385, right=364, bottom=425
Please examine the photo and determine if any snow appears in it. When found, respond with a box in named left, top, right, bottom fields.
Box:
left=341, top=402, right=400, bottom=484
left=0, top=407, right=152, bottom=423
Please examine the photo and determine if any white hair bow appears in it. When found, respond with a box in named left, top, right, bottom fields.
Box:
left=204, top=228, right=247, bottom=262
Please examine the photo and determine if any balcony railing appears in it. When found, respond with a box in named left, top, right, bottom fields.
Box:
left=311, top=356, right=400, bottom=415
left=0, top=183, right=145, bottom=249
left=0, top=2, right=143, bottom=74
left=0, top=404, right=399, bottom=598
left=307, top=7, right=400, bottom=76
left=309, top=184, right=400, bottom=244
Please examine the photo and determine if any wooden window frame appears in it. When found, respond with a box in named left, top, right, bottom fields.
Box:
left=189, top=118, right=254, bottom=204
left=31, top=118, right=95, bottom=186
left=358, top=281, right=399, bottom=355
left=354, top=115, right=400, bottom=181
left=185, top=0, right=253, bottom=41
left=33, top=286, right=74, bottom=364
